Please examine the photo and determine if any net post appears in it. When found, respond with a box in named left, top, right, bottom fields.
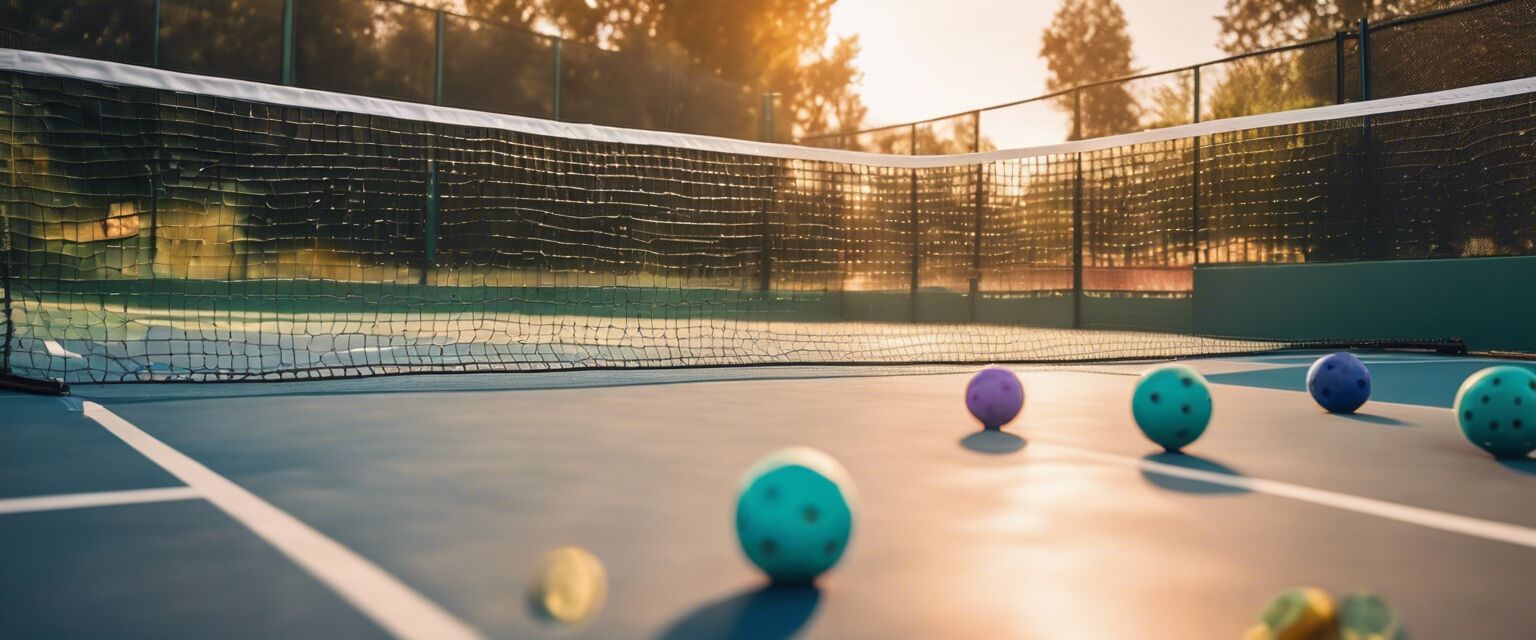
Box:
left=281, top=0, right=295, bottom=85
left=1071, top=89, right=1083, bottom=328
left=909, top=123, right=919, bottom=322
left=433, top=10, right=445, bottom=106
left=969, top=110, right=982, bottom=323
left=552, top=39, right=562, bottom=120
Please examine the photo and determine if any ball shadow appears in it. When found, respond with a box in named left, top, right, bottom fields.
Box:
left=1495, top=457, right=1536, bottom=477
left=1335, top=412, right=1412, bottom=427
left=1139, top=451, right=1250, bottom=495
left=655, top=584, right=822, bottom=640
left=959, top=429, right=1027, bottom=455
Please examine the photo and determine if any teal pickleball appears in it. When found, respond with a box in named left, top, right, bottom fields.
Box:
left=1131, top=364, right=1213, bottom=452
left=734, top=447, right=857, bottom=585
left=1454, top=366, right=1536, bottom=459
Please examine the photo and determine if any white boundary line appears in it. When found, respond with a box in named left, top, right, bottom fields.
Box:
left=81, top=401, right=485, bottom=640
left=0, top=486, right=201, bottom=515
left=1031, top=441, right=1536, bottom=549
left=3, top=47, right=1535, bottom=169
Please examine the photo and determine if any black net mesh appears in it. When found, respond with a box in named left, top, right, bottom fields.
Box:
left=5, top=46, right=1526, bottom=383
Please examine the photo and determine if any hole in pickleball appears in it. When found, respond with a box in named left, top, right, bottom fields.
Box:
left=1465, top=410, right=1474, bottom=420
left=1150, top=392, right=1161, bottom=403
left=1482, top=395, right=1491, bottom=404
left=1176, top=429, right=1189, bottom=438
left=1357, top=379, right=1366, bottom=388
left=760, top=539, right=778, bottom=556
left=1490, top=421, right=1500, bottom=430
left=1181, top=404, right=1191, bottom=414
left=1493, top=378, right=1502, bottom=386
left=1517, top=397, right=1524, bottom=406
left=802, top=505, right=819, bottom=523
left=765, top=486, right=780, bottom=502
left=1181, top=377, right=1192, bottom=387
left=824, top=540, right=838, bottom=555
left=1322, top=388, right=1332, bottom=397
left=1326, top=363, right=1335, bottom=370
left=1515, top=420, right=1524, bottom=429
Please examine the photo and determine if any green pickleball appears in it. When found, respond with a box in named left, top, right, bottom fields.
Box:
left=734, top=447, right=857, bottom=585
left=1454, top=365, right=1536, bottom=459
left=1132, top=364, right=1213, bottom=452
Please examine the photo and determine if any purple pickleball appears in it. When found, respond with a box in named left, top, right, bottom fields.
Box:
left=966, top=367, right=1025, bottom=430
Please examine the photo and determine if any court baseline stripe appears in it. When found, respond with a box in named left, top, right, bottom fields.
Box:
left=81, top=401, right=485, bottom=640
left=0, top=486, right=201, bottom=515
left=1034, top=441, right=1536, bottom=550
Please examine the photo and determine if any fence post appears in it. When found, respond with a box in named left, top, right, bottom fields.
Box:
left=970, top=110, right=983, bottom=323
left=1334, top=31, right=1347, bottom=103
left=759, top=161, right=772, bottom=292
left=433, top=11, right=445, bottom=106
left=1357, top=18, right=1377, bottom=258
left=281, top=0, right=295, bottom=85
left=152, top=0, right=161, bottom=67
left=552, top=39, right=562, bottom=120
left=1191, top=65, right=1202, bottom=267
left=909, top=123, right=920, bottom=322
left=1357, top=18, right=1372, bottom=101
left=1071, top=89, right=1084, bottom=328
left=760, top=93, right=776, bottom=142
left=421, top=161, right=438, bottom=286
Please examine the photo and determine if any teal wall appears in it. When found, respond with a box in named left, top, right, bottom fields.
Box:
left=1194, top=256, right=1536, bottom=352
left=1081, top=295, right=1193, bottom=333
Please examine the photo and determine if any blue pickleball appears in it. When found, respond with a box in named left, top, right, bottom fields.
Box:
left=1454, top=366, right=1536, bottom=459
left=1306, top=352, right=1372, bottom=413
left=1131, top=365, right=1213, bottom=452
left=735, top=447, right=857, bottom=585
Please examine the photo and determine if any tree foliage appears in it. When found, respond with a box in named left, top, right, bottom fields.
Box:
left=1040, top=0, right=1140, bottom=140
left=467, top=0, right=866, bottom=137
left=1217, top=0, right=1459, bottom=54
left=4, top=0, right=863, bottom=139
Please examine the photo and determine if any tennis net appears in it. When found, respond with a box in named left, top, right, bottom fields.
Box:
left=5, top=49, right=1527, bottom=387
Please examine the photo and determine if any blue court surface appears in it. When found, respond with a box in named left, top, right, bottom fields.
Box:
left=3, top=351, right=1535, bottom=639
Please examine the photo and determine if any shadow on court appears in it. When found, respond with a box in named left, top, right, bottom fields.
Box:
left=1139, top=452, right=1250, bottom=495
left=1334, top=413, right=1413, bottom=427
left=959, top=430, right=1027, bottom=455
left=656, top=584, right=821, bottom=640
left=1495, top=458, right=1536, bottom=477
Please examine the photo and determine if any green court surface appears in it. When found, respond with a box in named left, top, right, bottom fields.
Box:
left=2, top=353, right=1534, bottom=639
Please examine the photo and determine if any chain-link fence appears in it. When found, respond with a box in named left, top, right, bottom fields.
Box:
left=0, top=0, right=774, bottom=141
left=801, top=0, right=1534, bottom=154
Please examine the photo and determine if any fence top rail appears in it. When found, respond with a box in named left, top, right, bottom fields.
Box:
left=8, top=47, right=1534, bottom=171
left=798, top=0, right=1512, bottom=143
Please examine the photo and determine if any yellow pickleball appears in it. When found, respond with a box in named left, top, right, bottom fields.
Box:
left=527, top=546, right=607, bottom=625
left=1243, top=587, right=1338, bottom=640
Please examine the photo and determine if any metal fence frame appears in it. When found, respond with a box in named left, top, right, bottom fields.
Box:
left=799, top=0, right=1515, bottom=151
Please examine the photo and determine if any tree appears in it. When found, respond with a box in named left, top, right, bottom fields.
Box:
left=1040, top=0, right=1140, bottom=140
left=503, top=0, right=867, bottom=138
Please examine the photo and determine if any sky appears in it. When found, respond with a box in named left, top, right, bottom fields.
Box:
left=828, top=0, right=1229, bottom=143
